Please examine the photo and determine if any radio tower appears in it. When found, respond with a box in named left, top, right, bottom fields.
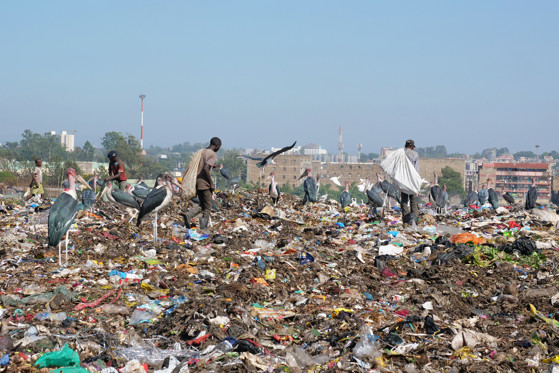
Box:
left=338, top=125, right=344, bottom=163
left=139, top=94, right=146, bottom=149
left=357, top=143, right=362, bottom=163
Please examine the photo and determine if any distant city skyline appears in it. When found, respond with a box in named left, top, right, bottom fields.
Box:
left=1, top=2, right=558, bottom=155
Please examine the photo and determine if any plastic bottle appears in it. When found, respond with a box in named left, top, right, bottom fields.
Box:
left=172, top=224, right=180, bottom=238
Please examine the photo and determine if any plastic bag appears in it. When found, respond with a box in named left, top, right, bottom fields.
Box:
left=353, top=326, right=381, bottom=358
left=501, top=236, right=538, bottom=256
left=34, top=343, right=80, bottom=368
left=381, top=148, right=427, bottom=195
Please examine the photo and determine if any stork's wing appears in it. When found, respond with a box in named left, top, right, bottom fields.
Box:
left=242, top=155, right=264, bottom=161
left=137, top=187, right=167, bottom=225
left=261, top=141, right=297, bottom=163
left=112, top=189, right=141, bottom=210
left=48, top=193, right=78, bottom=247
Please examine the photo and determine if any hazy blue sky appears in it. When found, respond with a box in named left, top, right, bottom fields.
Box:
left=1, top=1, right=558, bottom=155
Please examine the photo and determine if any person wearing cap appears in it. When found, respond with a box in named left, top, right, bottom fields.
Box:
left=181, top=137, right=222, bottom=231
left=105, top=151, right=128, bottom=190
left=401, top=139, right=419, bottom=218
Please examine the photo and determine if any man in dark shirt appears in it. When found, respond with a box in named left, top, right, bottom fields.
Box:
left=182, top=137, right=222, bottom=231
left=105, top=151, right=128, bottom=190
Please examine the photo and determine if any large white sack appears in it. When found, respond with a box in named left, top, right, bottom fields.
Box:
left=381, top=148, right=427, bottom=195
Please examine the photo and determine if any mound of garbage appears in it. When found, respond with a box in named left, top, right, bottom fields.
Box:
left=1, top=189, right=559, bottom=372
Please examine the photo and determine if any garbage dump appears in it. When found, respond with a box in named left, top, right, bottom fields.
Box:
left=1, top=189, right=559, bottom=372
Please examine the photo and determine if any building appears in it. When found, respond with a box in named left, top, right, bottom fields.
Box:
left=380, top=147, right=395, bottom=159
left=483, top=149, right=497, bottom=161
left=478, top=162, right=552, bottom=202
left=60, top=131, right=75, bottom=152
left=495, top=153, right=515, bottom=163
left=76, top=162, right=105, bottom=175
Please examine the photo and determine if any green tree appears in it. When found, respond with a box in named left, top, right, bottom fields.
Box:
left=439, top=166, right=464, bottom=197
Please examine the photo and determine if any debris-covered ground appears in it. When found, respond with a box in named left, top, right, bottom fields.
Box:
left=1, top=189, right=559, bottom=372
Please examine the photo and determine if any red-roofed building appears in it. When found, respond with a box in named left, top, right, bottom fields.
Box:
left=478, top=162, right=552, bottom=201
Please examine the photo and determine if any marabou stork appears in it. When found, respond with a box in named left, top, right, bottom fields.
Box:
left=267, top=172, right=281, bottom=205
left=137, top=174, right=184, bottom=242
left=339, top=181, right=351, bottom=209
left=429, top=173, right=442, bottom=209
left=299, top=168, right=318, bottom=204
left=364, top=178, right=384, bottom=214
left=100, top=182, right=141, bottom=221
left=487, top=187, right=499, bottom=210
left=440, top=184, right=449, bottom=214
left=218, top=164, right=240, bottom=191
left=503, top=192, right=515, bottom=205
left=502, top=180, right=515, bottom=206
left=478, top=184, right=489, bottom=206
left=127, top=178, right=152, bottom=200
left=464, top=190, right=479, bottom=208
left=378, top=173, right=401, bottom=205
left=48, top=168, right=90, bottom=266
left=525, top=179, right=537, bottom=210
left=81, top=172, right=98, bottom=217
left=136, top=177, right=150, bottom=190
left=243, top=141, right=297, bottom=168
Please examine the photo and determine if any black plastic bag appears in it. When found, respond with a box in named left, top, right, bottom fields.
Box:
left=501, top=236, right=538, bottom=256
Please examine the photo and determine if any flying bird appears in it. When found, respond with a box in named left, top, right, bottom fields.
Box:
left=48, top=168, right=91, bottom=266
left=246, top=141, right=296, bottom=168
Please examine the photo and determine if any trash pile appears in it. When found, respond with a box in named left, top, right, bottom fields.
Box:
left=1, top=190, right=559, bottom=372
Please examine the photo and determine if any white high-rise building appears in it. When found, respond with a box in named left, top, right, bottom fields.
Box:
left=60, top=131, right=75, bottom=152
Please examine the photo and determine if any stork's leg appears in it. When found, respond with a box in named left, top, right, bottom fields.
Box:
left=58, top=242, right=62, bottom=267
left=65, top=230, right=69, bottom=266
left=152, top=212, right=158, bottom=242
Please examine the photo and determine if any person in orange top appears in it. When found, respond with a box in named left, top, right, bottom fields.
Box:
left=105, top=151, right=128, bottom=191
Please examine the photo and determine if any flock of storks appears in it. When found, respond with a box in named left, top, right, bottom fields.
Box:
left=45, top=141, right=543, bottom=266
left=48, top=169, right=185, bottom=265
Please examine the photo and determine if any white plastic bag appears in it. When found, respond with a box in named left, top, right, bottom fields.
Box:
left=381, top=148, right=427, bottom=195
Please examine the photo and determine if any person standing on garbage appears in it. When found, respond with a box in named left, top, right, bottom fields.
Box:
left=182, top=137, right=222, bottom=231
left=25, top=158, right=45, bottom=201
left=105, top=151, right=128, bottom=191
left=401, top=139, right=419, bottom=219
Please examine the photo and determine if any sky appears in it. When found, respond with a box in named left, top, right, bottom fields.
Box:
left=1, top=1, right=558, bottom=155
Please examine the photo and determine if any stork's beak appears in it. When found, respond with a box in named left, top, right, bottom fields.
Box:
left=171, top=178, right=185, bottom=191
left=100, top=185, right=108, bottom=199
left=264, top=175, right=271, bottom=182
left=76, top=175, right=91, bottom=189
